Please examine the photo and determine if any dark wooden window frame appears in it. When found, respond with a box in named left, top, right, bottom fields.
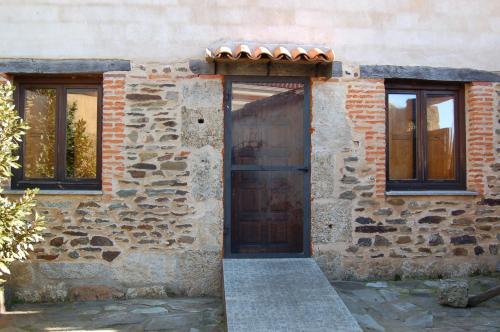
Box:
left=385, top=80, right=466, bottom=191
left=12, top=75, right=102, bottom=190
left=223, top=76, right=312, bottom=258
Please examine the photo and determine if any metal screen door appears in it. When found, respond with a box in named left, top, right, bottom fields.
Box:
left=223, top=76, right=310, bottom=257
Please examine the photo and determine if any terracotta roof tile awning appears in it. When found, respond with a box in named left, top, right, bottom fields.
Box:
left=206, top=44, right=334, bottom=63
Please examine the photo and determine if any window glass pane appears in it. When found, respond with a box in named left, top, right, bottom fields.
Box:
left=388, top=93, right=416, bottom=180
left=66, top=89, right=98, bottom=179
left=23, top=88, right=57, bottom=179
left=426, top=95, right=455, bottom=180
left=231, top=82, right=304, bottom=166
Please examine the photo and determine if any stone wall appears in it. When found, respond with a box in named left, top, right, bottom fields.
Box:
left=492, top=83, right=500, bottom=199
left=4, top=62, right=225, bottom=302
left=2, top=61, right=499, bottom=302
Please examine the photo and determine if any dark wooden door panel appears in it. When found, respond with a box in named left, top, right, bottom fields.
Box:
left=231, top=171, right=304, bottom=254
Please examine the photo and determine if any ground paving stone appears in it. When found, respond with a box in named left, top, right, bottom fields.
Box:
left=333, top=274, right=500, bottom=332
left=354, top=314, right=386, bottom=332
left=144, top=312, right=205, bottom=331
left=0, top=297, right=224, bottom=331
left=131, top=306, right=168, bottom=314
left=104, top=304, right=127, bottom=311
left=405, top=312, right=433, bottom=328
left=366, top=282, right=388, bottom=288
left=1, top=276, right=499, bottom=331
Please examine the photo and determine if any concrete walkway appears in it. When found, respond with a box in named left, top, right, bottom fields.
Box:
left=223, top=258, right=362, bottom=332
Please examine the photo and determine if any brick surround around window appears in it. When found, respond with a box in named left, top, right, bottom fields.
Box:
left=102, top=73, right=126, bottom=195
left=466, top=82, right=496, bottom=195
left=346, top=79, right=386, bottom=197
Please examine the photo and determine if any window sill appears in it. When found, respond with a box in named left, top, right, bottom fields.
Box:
left=1, top=189, right=103, bottom=196
left=386, top=190, right=478, bottom=196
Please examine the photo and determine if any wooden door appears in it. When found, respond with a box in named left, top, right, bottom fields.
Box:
left=224, top=77, right=310, bottom=256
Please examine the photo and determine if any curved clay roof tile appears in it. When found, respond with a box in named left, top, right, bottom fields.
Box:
left=307, top=47, right=328, bottom=60
left=253, top=46, right=273, bottom=59
left=215, top=46, right=233, bottom=59
left=273, top=46, right=292, bottom=60
left=290, top=47, right=309, bottom=61
left=235, top=44, right=252, bottom=59
left=325, top=49, right=335, bottom=62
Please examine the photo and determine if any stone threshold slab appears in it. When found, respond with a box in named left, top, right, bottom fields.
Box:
left=386, top=190, right=478, bottom=196
left=2, top=189, right=103, bottom=195
left=223, top=258, right=362, bottom=332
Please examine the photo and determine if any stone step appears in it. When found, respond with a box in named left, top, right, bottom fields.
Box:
left=223, top=258, right=362, bottom=332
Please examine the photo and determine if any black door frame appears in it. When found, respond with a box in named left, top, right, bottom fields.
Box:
left=223, top=75, right=311, bottom=258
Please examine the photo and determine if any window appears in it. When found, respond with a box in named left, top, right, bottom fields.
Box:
left=13, top=76, right=102, bottom=190
left=386, top=81, right=465, bottom=191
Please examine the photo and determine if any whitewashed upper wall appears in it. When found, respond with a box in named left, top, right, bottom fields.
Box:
left=1, top=0, right=499, bottom=71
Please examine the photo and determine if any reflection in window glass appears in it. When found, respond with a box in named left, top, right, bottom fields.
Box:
left=24, top=88, right=57, bottom=179
left=231, top=82, right=304, bottom=166
left=427, top=96, right=455, bottom=180
left=66, top=89, right=98, bottom=179
left=388, top=94, right=416, bottom=180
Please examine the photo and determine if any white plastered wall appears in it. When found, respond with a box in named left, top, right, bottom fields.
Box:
left=0, top=0, right=499, bottom=70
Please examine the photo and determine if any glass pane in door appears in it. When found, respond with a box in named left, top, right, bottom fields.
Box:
left=231, top=82, right=304, bottom=166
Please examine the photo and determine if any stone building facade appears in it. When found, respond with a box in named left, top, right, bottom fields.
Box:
left=0, top=1, right=499, bottom=302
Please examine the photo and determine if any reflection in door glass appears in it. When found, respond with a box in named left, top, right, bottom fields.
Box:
left=231, top=82, right=304, bottom=166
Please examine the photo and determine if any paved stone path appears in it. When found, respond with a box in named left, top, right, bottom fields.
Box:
left=0, top=297, right=224, bottom=331
left=223, top=258, right=362, bottom=332
left=1, top=276, right=499, bottom=331
left=333, top=275, right=500, bottom=332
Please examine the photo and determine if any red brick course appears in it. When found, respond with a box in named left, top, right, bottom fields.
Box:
left=346, top=79, right=386, bottom=197
left=102, top=73, right=126, bottom=194
left=466, top=82, right=496, bottom=195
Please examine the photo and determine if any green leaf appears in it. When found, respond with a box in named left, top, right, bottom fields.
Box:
left=0, top=262, right=10, bottom=275
left=0, top=82, right=45, bottom=267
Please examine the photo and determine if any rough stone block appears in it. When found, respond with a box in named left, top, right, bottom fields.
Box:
left=437, top=279, right=469, bottom=308
left=418, top=216, right=446, bottom=224
left=68, top=285, right=124, bottom=302
left=451, top=235, right=477, bottom=245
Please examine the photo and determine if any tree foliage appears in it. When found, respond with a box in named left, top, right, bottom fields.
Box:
left=0, top=82, right=45, bottom=281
